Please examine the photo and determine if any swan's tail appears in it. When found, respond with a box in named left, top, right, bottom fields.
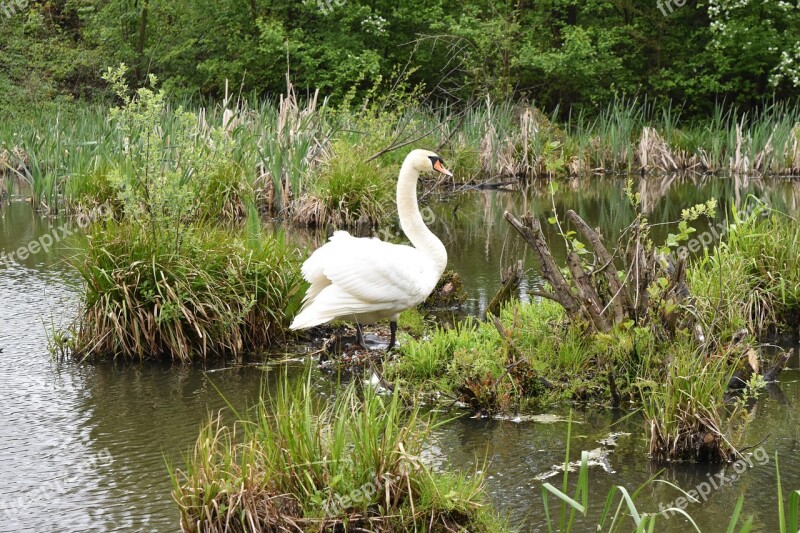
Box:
left=289, top=308, right=327, bottom=330
left=290, top=285, right=378, bottom=330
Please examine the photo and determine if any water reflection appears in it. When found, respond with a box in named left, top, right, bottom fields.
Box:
left=431, top=175, right=800, bottom=316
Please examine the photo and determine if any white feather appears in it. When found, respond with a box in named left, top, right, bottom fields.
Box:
left=290, top=149, right=450, bottom=331
left=290, top=231, right=440, bottom=328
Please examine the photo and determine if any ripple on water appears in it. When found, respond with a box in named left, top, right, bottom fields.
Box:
left=3, top=190, right=800, bottom=532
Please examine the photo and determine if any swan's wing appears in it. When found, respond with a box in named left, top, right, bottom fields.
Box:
left=299, top=235, right=337, bottom=304
left=303, top=231, right=435, bottom=306
left=330, top=232, right=435, bottom=303
left=291, top=231, right=439, bottom=328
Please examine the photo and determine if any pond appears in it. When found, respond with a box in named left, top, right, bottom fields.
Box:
left=1, top=174, right=799, bottom=532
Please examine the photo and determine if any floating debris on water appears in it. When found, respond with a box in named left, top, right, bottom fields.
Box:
left=535, top=431, right=631, bottom=480
left=598, top=432, right=631, bottom=447
left=494, top=413, right=575, bottom=424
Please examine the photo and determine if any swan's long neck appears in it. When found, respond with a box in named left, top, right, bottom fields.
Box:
left=397, top=159, right=447, bottom=274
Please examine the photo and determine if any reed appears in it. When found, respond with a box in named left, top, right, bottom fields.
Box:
left=291, top=138, right=395, bottom=227
left=61, top=221, right=303, bottom=362
left=689, top=201, right=800, bottom=337
left=639, top=338, right=739, bottom=463
left=6, top=83, right=800, bottom=221
left=171, top=374, right=505, bottom=532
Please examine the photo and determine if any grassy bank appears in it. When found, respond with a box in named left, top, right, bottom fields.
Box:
left=172, top=375, right=505, bottom=532
left=387, top=202, right=800, bottom=462
left=3, top=71, right=800, bottom=227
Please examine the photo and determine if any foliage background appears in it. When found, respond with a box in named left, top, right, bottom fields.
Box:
left=1, top=0, right=799, bottom=116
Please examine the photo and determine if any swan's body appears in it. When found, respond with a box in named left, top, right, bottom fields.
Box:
left=290, top=149, right=451, bottom=348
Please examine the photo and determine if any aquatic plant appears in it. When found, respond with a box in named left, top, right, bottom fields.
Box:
left=7, top=87, right=800, bottom=220
left=690, top=200, right=800, bottom=337
left=387, top=301, right=584, bottom=412
left=639, top=337, right=740, bottom=463
left=291, top=138, right=395, bottom=227
left=543, top=421, right=800, bottom=531
left=172, top=374, right=505, bottom=532
left=393, top=188, right=800, bottom=466
left=63, top=221, right=302, bottom=362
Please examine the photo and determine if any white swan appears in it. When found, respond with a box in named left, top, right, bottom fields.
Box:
left=290, top=149, right=452, bottom=349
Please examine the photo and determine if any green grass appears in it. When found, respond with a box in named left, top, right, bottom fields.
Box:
left=60, top=221, right=303, bottom=363
left=171, top=373, right=506, bottom=532
left=386, top=300, right=608, bottom=412
left=398, top=307, right=427, bottom=337
left=639, top=336, right=740, bottom=463
left=5, top=88, right=800, bottom=220
left=690, top=202, right=800, bottom=337
left=292, top=138, right=395, bottom=227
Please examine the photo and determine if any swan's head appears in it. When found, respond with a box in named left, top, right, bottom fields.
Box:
left=407, top=149, right=453, bottom=177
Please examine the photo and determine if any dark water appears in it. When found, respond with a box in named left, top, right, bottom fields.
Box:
left=1, top=175, right=799, bottom=532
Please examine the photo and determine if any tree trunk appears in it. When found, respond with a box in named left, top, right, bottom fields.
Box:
left=135, top=0, right=149, bottom=80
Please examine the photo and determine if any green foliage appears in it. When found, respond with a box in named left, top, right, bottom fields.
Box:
left=398, top=307, right=427, bottom=337
left=690, top=201, right=800, bottom=336
left=639, top=335, right=740, bottom=463
left=103, top=64, right=251, bottom=234
left=61, top=221, right=302, bottom=362
left=172, top=374, right=505, bottom=532
left=2, top=0, right=799, bottom=115
left=386, top=317, right=502, bottom=388
left=293, top=138, right=395, bottom=227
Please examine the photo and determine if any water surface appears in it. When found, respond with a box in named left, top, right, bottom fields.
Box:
left=1, top=175, right=799, bottom=532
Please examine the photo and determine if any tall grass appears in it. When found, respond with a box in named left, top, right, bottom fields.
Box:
left=291, top=138, right=395, bottom=227
left=0, top=108, right=116, bottom=212
left=639, top=338, right=739, bottom=463
left=172, top=374, right=505, bottom=532
left=63, top=221, right=303, bottom=362
left=6, top=88, right=800, bottom=222
left=690, top=201, right=800, bottom=337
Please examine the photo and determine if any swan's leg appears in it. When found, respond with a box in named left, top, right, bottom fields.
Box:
left=387, top=321, right=398, bottom=351
left=355, top=323, right=369, bottom=350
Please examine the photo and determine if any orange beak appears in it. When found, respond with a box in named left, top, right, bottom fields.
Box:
left=433, top=159, right=453, bottom=177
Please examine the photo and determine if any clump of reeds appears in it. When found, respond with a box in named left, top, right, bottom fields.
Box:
left=172, top=375, right=504, bottom=532
left=640, top=338, right=739, bottom=463
left=291, top=139, right=394, bottom=227
left=690, top=201, right=800, bottom=337
left=64, top=221, right=302, bottom=362
left=249, top=80, right=333, bottom=215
